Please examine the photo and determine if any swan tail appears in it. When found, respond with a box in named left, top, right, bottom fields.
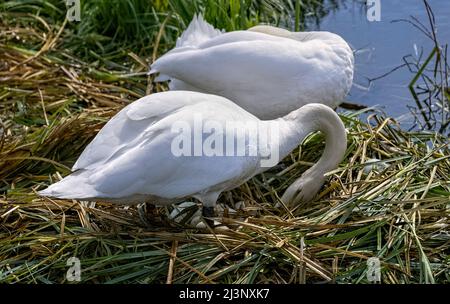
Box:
left=149, top=14, right=221, bottom=84
left=148, top=47, right=198, bottom=80
left=176, top=13, right=222, bottom=48
left=147, top=66, right=171, bottom=82
left=38, top=171, right=99, bottom=200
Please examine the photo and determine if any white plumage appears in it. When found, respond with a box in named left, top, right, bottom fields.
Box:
left=39, top=16, right=352, bottom=217
left=39, top=91, right=347, bottom=208
left=150, top=14, right=354, bottom=119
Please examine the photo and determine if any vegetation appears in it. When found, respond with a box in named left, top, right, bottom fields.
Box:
left=403, top=1, right=450, bottom=134
left=0, top=0, right=448, bottom=283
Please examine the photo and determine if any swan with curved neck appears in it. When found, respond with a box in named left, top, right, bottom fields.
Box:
left=150, top=14, right=354, bottom=119
left=39, top=91, right=346, bottom=215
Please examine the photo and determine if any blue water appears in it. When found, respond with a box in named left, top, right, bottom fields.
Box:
left=311, top=0, right=450, bottom=125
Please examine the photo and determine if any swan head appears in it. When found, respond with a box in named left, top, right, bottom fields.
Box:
left=281, top=167, right=327, bottom=206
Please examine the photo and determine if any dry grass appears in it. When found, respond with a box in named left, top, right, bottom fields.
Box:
left=0, top=7, right=449, bottom=284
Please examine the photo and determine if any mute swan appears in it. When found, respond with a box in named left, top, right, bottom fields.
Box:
left=39, top=91, right=346, bottom=221
left=150, top=15, right=354, bottom=119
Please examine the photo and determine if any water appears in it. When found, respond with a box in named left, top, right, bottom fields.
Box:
left=310, top=0, right=450, bottom=126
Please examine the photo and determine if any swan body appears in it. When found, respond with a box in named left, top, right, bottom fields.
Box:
left=150, top=15, right=354, bottom=119
left=39, top=91, right=346, bottom=208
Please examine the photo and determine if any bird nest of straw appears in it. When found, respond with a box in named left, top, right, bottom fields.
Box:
left=0, top=10, right=449, bottom=284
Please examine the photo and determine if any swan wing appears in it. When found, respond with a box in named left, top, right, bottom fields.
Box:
left=73, top=91, right=211, bottom=171
left=42, top=92, right=259, bottom=201
left=150, top=30, right=286, bottom=85
left=151, top=37, right=349, bottom=115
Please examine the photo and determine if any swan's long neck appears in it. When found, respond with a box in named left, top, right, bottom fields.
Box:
left=278, top=103, right=347, bottom=204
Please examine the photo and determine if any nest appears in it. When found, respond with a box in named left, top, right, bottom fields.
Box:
left=0, top=6, right=449, bottom=284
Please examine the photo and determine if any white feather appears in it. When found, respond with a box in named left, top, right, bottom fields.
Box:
left=39, top=91, right=347, bottom=207
left=40, top=92, right=260, bottom=205
left=175, top=13, right=223, bottom=48
left=150, top=17, right=354, bottom=119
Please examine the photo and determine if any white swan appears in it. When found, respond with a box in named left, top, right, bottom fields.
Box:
left=150, top=15, right=354, bottom=119
left=39, top=91, right=347, bottom=218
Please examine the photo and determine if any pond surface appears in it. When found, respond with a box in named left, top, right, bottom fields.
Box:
left=310, top=0, right=450, bottom=126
